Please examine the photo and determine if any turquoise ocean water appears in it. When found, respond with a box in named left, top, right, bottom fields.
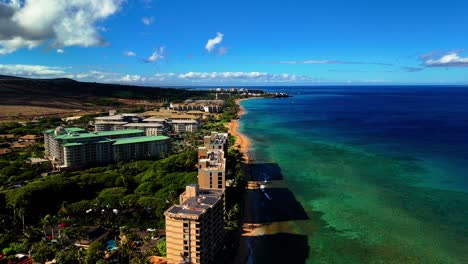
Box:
left=240, top=86, right=468, bottom=264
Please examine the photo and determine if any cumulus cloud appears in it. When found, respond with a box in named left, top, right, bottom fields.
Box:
left=141, top=16, right=154, bottom=26
left=123, top=51, right=136, bottom=57
left=205, top=32, right=223, bottom=52
left=0, top=0, right=123, bottom=55
left=119, top=74, right=145, bottom=82
left=145, top=47, right=165, bottom=63
left=0, top=64, right=311, bottom=84
left=177, top=71, right=308, bottom=82
left=423, top=52, right=468, bottom=67
left=0, top=64, right=67, bottom=77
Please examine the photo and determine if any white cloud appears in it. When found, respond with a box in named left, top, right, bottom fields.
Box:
left=141, top=16, right=154, bottom=25
left=145, top=47, right=164, bottom=62
left=119, top=74, right=145, bottom=82
left=177, top=71, right=308, bottom=82
left=123, top=51, right=136, bottom=57
left=0, top=64, right=67, bottom=77
left=0, top=64, right=311, bottom=84
left=205, top=32, right=223, bottom=52
left=424, top=52, right=468, bottom=67
left=0, top=0, right=123, bottom=55
left=57, top=49, right=64, bottom=53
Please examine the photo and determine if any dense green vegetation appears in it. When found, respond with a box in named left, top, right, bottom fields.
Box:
left=220, top=97, right=241, bottom=123
left=0, top=117, right=64, bottom=136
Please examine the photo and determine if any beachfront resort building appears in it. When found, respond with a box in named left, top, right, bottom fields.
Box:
left=165, top=132, right=228, bottom=264
left=168, top=100, right=225, bottom=113
left=94, top=110, right=200, bottom=135
left=44, top=127, right=170, bottom=169
left=169, top=120, right=199, bottom=133
left=94, top=113, right=142, bottom=132
left=122, top=123, right=167, bottom=136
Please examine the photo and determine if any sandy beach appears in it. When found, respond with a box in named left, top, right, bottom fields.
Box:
left=227, top=98, right=252, bottom=161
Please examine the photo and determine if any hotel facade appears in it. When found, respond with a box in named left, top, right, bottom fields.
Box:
left=44, top=127, right=170, bottom=169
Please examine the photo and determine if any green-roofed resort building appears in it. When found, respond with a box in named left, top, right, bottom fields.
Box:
left=44, top=126, right=170, bottom=169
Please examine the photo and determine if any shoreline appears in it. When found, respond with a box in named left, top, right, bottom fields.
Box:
left=227, top=98, right=254, bottom=161
left=228, top=96, right=303, bottom=264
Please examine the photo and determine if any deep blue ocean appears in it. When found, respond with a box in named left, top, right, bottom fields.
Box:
left=238, top=86, right=468, bottom=263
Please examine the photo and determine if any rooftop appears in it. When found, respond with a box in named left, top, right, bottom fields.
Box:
left=165, top=189, right=224, bottom=219
left=113, top=135, right=169, bottom=145
left=44, top=127, right=87, bottom=134
left=143, top=118, right=167, bottom=122
left=54, top=129, right=144, bottom=140
left=123, top=123, right=164, bottom=128
left=169, top=120, right=198, bottom=124
left=94, top=121, right=128, bottom=125
left=95, top=115, right=125, bottom=120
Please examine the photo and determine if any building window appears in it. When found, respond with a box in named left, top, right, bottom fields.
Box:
left=218, top=172, right=222, bottom=176
left=218, top=184, right=222, bottom=188
left=183, top=223, right=189, bottom=227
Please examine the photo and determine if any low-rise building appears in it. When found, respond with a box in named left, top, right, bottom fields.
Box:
left=169, top=120, right=199, bottom=133
left=165, top=185, right=225, bottom=264
left=44, top=127, right=170, bottom=169
left=123, top=123, right=167, bottom=136
left=94, top=112, right=142, bottom=132
left=169, top=100, right=225, bottom=113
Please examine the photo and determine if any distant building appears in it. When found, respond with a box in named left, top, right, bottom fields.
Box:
left=19, top=134, right=38, bottom=142
left=95, top=110, right=202, bottom=135
left=165, top=185, right=225, bottom=264
left=44, top=127, right=170, bottom=169
left=169, top=100, right=225, bottom=113
left=94, top=112, right=142, bottom=132
left=169, top=120, right=199, bottom=133
left=123, top=123, right=167, bottom=136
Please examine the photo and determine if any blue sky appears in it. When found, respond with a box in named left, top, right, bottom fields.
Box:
left=0, top=0, right=468, bottom=85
